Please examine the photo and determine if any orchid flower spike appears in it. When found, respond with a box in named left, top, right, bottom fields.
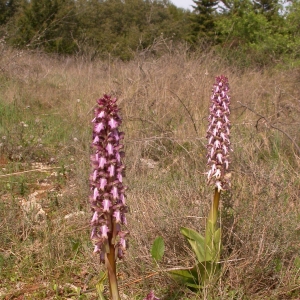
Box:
left=90, top=94, right=128, bottom=262
left=206, top=76, right=231, bottom=191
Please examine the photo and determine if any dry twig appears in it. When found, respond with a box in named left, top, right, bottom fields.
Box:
left=237, top=101, right=300, bottom=156
left=0, top=167, right=60, bottom=178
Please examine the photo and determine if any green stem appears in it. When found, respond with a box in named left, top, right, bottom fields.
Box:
left=205, top=188, right=221, bottom=263
left=208, top=187, right=221, bottom=226
left=106, top=219, right=120, bottom=300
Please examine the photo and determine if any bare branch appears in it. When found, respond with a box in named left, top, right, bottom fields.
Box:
left=237, top=101, right=300, bottom=156
left=168, top=89, right=198, bottom=135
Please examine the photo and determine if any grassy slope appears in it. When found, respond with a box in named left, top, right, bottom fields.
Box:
left=0, top=46, right=299, bottom=299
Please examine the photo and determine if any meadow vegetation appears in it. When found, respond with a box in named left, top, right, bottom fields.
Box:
left=0, top=41, right=299, bottom=299
left=1, top=0, right=300, bottom=66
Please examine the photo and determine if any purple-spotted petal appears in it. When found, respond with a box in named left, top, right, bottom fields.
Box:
left=143, top=291, right=160, bottom=300
left=101, top=225, right=109, bottom=239
left=95, top=122, right=105, bottom=133
left=120, top=193, right=125, bottom=204
left=115, top=151, right=121, bottom=162
left=108, top=164, right=115, bottom=177
left=94, top=244, right=101, bottom=253
left=121, top=213, right=127, bottom=225
left=99, top=178, right=107, bottom=191
left=91, top=211, right=98, bottom=223
left=98, top=111, right=105, bottom=118
left=117, top=172, right=123, bottom=182
left=98, top=156, right=106, bottom=169
left=93, top=136, right=99, bottom=144
left=108, top=118, right=118, bottom=129
left=216, top=153, right=223, bottom=164
left=106, top=143, right=114, bottom=155
left=119, top=237, right=126, bottom=250
left=102, top=199, right=112, bottom=212
left=92, top=170, right=98, bottom=182
left=91, top=228, right=97, bottom=240
left=113, top=210, right=121, bottom=223
left=93, top=188, right=99, bottom=200
left=111, top=186, right=118, bottom=199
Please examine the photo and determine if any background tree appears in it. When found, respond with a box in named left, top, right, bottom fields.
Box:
left=75, top=0, right=191, bottom=60
left=0, top=0, right=20, bottom=25
left=220, top=0, right=253, bottom=15
left=189, top=0, right=219, bottom=44
left=2, top=0, right=298, bottom=65
left=8, top=0, right=78, bottom=53
left=253, top=0, right=280, bottom=19
left=215, top=0, right=289, bottom=67
left=285, top=0, right=300, bottom=59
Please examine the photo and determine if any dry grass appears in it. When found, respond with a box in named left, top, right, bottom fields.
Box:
left=0, top=44, right=299, bottom=299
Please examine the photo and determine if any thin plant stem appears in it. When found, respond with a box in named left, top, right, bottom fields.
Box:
left=206, top=187, right=221, bottom=264
left=106, top=219, right=120, bottom=300
left=209, top=188, right=220, bottom=226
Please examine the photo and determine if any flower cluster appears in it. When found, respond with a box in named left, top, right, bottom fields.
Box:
left=90, top=94, right=128, bottom=262
left=143, top=291, right=160, bottom=300
left=206, top=76, right=231, bottom=191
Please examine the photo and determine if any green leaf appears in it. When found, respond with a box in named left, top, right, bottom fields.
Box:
left=180, top=227, right=205, bottom=244
left=213, top=228, right=221, bottom=261
left=187, top=239, right=209, bottom=263
left=169, top=261, right=221, bottom=290
left=169, top=267, right=200, bottom=290
left=197, top=261, right=216, bottom=282
left=151, top=236, right=165, bottom=262
left=96, top=271, right=107, bottom=300
left=180, top=227, right=210, bottom=262
left=205, top=219, right=216, bottom=239
left=185, top=282, right=202, bottom=289
left=169, top=268, right=195, bottom=279
left=205, top=222, right=221, bottom=262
